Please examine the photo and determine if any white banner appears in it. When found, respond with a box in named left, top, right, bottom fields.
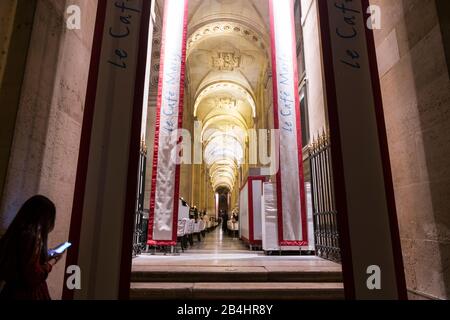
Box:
left=269, top=0, right=308, bottom=246
left=148, top=0, right=188, bottom=245
left=261, top=182, right=278, bottom=251
left=250, top=178, right=263, bottom=243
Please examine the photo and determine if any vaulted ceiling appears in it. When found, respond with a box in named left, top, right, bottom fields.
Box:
left=186, top=0, right=271, bottom=193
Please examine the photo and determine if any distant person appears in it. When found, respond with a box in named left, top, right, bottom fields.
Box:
left=0, top=195, right=63, bottom=300
left=221, top=210, right=228, bottom=232
left=193, top=206, right=199, bottom=221
left=203, top=211, right=209, bottom=223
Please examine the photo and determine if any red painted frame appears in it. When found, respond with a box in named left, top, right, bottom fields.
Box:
left=241, top=176, right=266, bottom=246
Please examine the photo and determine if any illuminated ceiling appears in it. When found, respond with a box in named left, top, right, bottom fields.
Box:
left=186, top=0, right=270, bottom=193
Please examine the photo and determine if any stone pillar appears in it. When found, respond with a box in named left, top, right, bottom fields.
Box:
left=0, top=0, right=97, bottom=299
left=0, top=0, right=37, bottom=214
left=371, top=0, right=450, bottom=300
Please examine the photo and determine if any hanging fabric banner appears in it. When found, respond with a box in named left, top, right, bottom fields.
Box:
left=269, top=0, right=308, bottom=246
left=148, top=0, right=189, bottom=246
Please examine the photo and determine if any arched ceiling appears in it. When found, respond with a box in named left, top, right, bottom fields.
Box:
left=194, top=81, right=256, bottom=120
left=188, top=0, right=270, bottom=37
left=186, top=0, right=270, bottom=194
left=187, top=33, right=268, bottom=95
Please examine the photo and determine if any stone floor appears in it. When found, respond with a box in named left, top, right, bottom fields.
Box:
left=133, top=227, right=341, bottom=269
left=130, top=227, right=344, bottom=300
left=183, top=225, right=248, bottom=253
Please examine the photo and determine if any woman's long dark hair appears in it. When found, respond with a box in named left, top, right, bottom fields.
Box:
left=0, top=195, right=56, bottom=280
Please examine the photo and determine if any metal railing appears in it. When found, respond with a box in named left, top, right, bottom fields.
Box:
left=133, top=211, right=148, bottom=256
left=133, top=141, right=148, bottom=257
left=308, top=131, right=341, bottom=263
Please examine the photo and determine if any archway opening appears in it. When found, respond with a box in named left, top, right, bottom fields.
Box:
left=130, top=0, right=343, bottom=300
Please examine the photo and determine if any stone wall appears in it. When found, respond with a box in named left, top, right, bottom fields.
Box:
left=0, top=0, right=37, bottom=213
left=371, top=0, right=450, bottom=299
left=0, top=0, right=97, bottom=299
left=0, top=0, right=17, bottom=85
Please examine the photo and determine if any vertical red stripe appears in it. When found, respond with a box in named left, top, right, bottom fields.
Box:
left=268, top=0, right=284, bottom=247
left=248, top=178, right=254, bottom=243
left=172, top=0, right=189, bottom=243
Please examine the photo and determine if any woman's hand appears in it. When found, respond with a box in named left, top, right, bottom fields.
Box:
left=48, top=253, right=63, bottom=267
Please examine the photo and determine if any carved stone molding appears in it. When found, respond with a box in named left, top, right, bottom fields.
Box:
left=211, top=52, right=241, bottom=71
left=216, top=97, right=238, bottom=110
left=187, top=21, right=267, bottom=57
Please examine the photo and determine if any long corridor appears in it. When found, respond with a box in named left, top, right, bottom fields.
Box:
left=183, top=225, right=248, bottom=253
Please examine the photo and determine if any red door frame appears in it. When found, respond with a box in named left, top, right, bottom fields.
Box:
left=64, top=0, right=406, bottom=300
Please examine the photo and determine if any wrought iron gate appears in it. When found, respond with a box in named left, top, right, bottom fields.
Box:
left=133, top=140, right=148, bottom=256
left=309, top=132, right=341, bottom=262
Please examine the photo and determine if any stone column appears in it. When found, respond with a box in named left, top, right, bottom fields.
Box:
left=370, top=0, right=450, bottom=300
left=0, top=0, right=37, bottom=215
left=0, top=0, right=97, bottom=299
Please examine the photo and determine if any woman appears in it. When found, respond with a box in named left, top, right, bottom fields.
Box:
left=221, top=210, right=228, bottom=232
left=0, top=195, right=62, bottom=300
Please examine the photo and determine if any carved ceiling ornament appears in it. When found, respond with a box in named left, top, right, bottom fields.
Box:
left=187, top=21, right=268, bottom=58
left=216, top=97, right=238, bottom=110
left=211, top=52, right=241, bottom=71
left=193, top=82, right=256, bottom=118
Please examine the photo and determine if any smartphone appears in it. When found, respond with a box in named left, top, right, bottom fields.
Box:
left=48, top=242, right=72, bottom=257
